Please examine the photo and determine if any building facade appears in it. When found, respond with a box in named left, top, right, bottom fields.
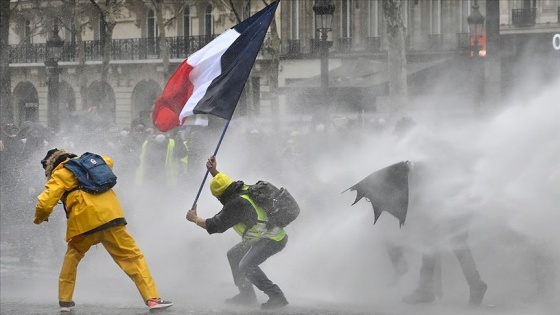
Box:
left=4, top=0, right=560, bottom=132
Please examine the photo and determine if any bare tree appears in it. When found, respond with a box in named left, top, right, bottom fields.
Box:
left=208, top=0, right=281, bottom=120
left=0, top=0, right=13, bottom=121
left=127, top=0, right=191, bottom=79
left=260, top=0, right=280, bottom=120
left=89, top=0, right=126, bottom=89
left=382, top=0, right=408, bottom=117
left=70, top=0, right=95, bottom=109
left=51, top=0, right=96, bottom=110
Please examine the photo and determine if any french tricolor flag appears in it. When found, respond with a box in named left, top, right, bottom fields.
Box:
left=153, top=0, right=280, bottom=132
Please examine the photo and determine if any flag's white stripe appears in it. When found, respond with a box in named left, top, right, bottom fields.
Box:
left=179, top=29, right=241, bottom=122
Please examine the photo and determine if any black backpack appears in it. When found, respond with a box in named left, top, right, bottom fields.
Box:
left=246, top=181, right=300, bottom=228
left=64, top=152, right=117, bottom=194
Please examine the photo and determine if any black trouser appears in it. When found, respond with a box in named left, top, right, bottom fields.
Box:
left=418, top=226, right=481, bottom=293
left=227, top=236, right=288, bottom=296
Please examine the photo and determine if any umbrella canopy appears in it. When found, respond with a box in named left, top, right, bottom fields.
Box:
left=345, top=161, right=411, bottom=227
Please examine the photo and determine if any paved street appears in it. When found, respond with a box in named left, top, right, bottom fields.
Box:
left=1, top=256, right=555, bottom=315
left=0, top=301, right=377, bottom=315
left=2, top=218, right=559, bottom=315
left=0, top=240, right=373, bottom=315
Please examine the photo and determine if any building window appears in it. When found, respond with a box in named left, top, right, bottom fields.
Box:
left=541, top=0, right=557, bottom=13
left=183, top=7, right=191, bottom=37
left=367, top=0, right=379, bottom=37
left=291, top=0, right=300, bottom=39
left=522, top=0, right=536, bottom=9
left=340, top=0, right=353, bottom=38
left=147, top=9, right=158, bottom=39
left=205, top=5, right=214, bottom=36
left=23, top=19, right=32, bottom=44
left=426, top=0, right=442, bottom=35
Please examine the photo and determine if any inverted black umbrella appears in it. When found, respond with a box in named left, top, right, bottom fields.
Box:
left=344, top=161, right=411, bottom=227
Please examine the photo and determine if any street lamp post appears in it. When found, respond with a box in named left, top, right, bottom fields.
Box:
left=313, top=0, right=335, bottom=89
left=45, top=23, right=64, bottom=132
left=467, top=0, right=485, bottom=57
left=467, top=0, right=485, bottom=111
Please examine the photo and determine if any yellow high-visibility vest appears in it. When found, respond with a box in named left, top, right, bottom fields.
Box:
left=233, top=192, right=286, bottom=242
left=136, top=138, right=182, bottom=187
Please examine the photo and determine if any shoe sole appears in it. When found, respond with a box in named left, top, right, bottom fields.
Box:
left=60, top=307, right=74, bottom=312
left=149, top=304, right=173, bottom=311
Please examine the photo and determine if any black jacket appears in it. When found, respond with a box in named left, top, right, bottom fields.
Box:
left=205, top=181, right=258, bottom=235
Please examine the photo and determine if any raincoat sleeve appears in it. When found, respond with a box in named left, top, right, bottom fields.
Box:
left=33, top=164, right=77, bottom=224
left=102, top=156, right=114, bottom=169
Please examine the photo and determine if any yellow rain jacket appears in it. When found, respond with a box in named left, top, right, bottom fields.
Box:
left=34, top=156, right=125, bottom=241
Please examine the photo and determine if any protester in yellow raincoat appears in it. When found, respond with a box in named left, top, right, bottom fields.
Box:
left=33, top=148, right=173, bottom=312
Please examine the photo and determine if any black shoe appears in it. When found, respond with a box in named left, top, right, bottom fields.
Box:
left=402, top=289, right=435, bottom=304
left=469, top=280, right=487, bottom=306
left=225, top=293, right=257, bottom=306
left=261, top=294, right=288, bottom=310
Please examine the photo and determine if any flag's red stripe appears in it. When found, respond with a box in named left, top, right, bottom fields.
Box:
left=153, top=60, right=194, bottom=131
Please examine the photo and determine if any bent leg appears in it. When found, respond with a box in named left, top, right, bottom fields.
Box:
left=450, top=227, right=486, bottom=306
left=59, top=234, right=97, bottom=302
left=238, top=236, right=287, bottom=296
left=100, top=226, right=159, bottom=302
left=387, top=244, right=408, bottom=276
left=403, top=248, right=440, bottom=304
left=452, top=233, right=481, bottom=287
left=227, top=241, right=254, bottom=293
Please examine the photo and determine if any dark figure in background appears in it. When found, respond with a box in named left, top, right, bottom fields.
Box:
left=392, top=117, right=488, bottom=306
left=181, top=126, right=210, bottom=186
left=0, top=123, right=27, bottom=258
left=118, top=124, right=148, bottom=182
left=403, top=162, right=487, bottom=306
left=186, top=156, right=289, bottom=310
left=33, top=149, right=173, bottom=312
left=0, top=122, right=23, bottom=185
left=135, top=130, right=188, bottom=191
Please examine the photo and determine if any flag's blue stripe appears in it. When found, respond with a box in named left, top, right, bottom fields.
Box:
left=232, top=0, right=279, bottom=34
left=193, top=1, right=279, bottom=119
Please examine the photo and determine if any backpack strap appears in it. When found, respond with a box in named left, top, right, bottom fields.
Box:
left=61, top=193, right=71, bottom=219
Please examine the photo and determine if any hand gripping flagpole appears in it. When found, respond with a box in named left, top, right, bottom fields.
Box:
left=190, top=119, right=231, bottom=209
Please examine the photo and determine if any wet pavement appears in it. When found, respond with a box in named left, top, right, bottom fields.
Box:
left=0, top=240, right=375, bottom=315
left=0, top=301, right=376, bottom=315
left=2, top=230, right=558, bottom=315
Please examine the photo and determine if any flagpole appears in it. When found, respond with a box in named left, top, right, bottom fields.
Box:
left=153, top=1, right=281, bottom=211
left=191, top=119, right=231, bottom=209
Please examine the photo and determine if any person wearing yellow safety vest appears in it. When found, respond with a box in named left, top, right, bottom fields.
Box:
left=135, top=132, right=188, bottom=189
left=186, top=156, right=289, bottom=310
